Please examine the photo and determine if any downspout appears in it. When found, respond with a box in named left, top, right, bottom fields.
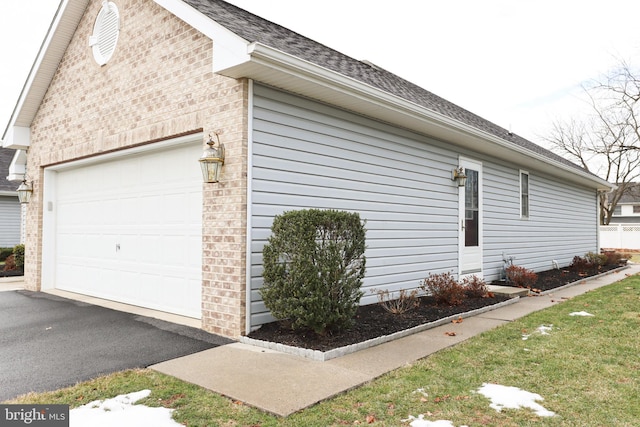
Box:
left=245, top=79, right=255, bottom=335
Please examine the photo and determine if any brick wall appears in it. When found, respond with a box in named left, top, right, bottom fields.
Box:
left=24, top=0, right=248, bottom=338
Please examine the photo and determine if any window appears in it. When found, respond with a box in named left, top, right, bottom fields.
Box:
left=634, top=205, right=640, bottom=214
left=613, top=206, right=622, bottom=216
left=520, top=171, right=529, bottom=218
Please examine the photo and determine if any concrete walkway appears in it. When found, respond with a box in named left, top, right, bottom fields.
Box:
left=152, top=264, right=640, bottom=416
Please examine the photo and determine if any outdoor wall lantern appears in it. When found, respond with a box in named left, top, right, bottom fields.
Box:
left=199, top=132, right=225, bottom=183
left=17, top=179, right=33, bottom=204
left=452, top=167, right=467, bottom=187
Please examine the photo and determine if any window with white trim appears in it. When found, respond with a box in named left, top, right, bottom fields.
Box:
left=520, top=171, right=529, bottom=218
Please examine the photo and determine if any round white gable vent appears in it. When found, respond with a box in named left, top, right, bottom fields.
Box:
left=88, top=1, right=120, bottom=65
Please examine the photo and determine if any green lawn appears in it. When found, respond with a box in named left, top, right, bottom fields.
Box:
left=7, top=275, right=640, bottom=426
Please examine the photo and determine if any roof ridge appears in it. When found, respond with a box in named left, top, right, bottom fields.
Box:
left=185, top=1, right=589, bottom=173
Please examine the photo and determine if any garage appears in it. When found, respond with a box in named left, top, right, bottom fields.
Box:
left=41, top=136, right=203, bottom=318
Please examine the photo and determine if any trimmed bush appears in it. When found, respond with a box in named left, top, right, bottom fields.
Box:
left=260, top=209, right=366, bottom=335
left=13, top=244, right=25, bottom=269
left=421, top=272, right=466, bottom=306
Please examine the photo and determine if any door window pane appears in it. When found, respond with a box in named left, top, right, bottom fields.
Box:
left=465, top=169, right=479, bottom=247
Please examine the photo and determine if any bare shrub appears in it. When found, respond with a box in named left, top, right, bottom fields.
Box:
left=420, top=272, right=466, bottom=306
left=376, top=289, right=420, bottom=314
left=461, top=275, right=489, bottom=298
left=506, top=265, right=538, bottom=288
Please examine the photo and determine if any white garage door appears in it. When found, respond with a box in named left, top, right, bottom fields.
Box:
left=45, top=140, right=203, bottom=318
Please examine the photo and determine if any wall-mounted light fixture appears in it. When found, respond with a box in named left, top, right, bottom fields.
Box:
left=452, top=167, right=467, bottom=187
left=17, top=179, right=33, bottom=204
left=199, top=132, right=225, bottom=183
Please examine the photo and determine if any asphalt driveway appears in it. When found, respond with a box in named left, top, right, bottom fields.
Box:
left=0, top=290, right=233, bottom=401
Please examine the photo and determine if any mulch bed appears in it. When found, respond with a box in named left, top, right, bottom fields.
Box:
left=525, top=264, right=620, bottom=292
left=0, top=269, right=23, bottom=278
left=248, top=265, right=625, bottom=352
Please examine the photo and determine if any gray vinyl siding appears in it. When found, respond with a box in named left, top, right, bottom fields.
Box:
left=249, top=85, right=599, bottom=328
left=0, top=196, right=20, bottom=247
left=482, top=161, right=598, bottom=277
left=250, top=85, right=459, bottom=327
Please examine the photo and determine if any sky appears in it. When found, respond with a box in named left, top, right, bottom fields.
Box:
left=1, top=1, right=639, bottom=148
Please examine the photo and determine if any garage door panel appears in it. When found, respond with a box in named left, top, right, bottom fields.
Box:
left=51, top=142, right=203, bottom=319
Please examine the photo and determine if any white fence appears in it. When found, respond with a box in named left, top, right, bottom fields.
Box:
left=600, top=223, right=640, bottom=250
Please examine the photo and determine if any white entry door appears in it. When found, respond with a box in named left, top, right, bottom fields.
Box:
left=459, top=158, right=483, bottom=277
left=42, top=138, right=203, bottom=318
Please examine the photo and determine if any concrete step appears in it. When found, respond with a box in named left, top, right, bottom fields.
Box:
left=487, top=284, right=529, bottom=298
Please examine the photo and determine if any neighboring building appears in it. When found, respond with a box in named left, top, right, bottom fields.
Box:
left=610, top=183, right=640, bottom=223
left=0, top=147, right=20, bottom=247
left=2, top=0, right=611, bottom=338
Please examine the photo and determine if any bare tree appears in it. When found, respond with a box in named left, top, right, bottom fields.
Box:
left=545, top=61, right=640, bottom=224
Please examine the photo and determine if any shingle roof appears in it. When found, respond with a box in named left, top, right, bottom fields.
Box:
left=183, top=0, right=586, bottom=172
left=0, top=148, right=17, bottom=192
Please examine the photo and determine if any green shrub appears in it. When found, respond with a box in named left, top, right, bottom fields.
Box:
left=13, top=244, right=25, bottom=269
left=0, top=247, right=13, bottom=262
left=420, top=272, right=466, bottom=305
left=260, top=209, right=366, bottom=335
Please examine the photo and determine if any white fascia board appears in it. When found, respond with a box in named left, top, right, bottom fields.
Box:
left=222, top=43, right=612, bottom=191
left=153, top=0, right=250, bottom=71
left=2, top=126, right=31, bottom=150
left=7, top=150, right=27, bottom=181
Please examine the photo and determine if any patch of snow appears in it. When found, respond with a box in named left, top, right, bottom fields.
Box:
left=476, top=383, right=555, bottom=417
left=569, top=311, right=594, bottom=317
left=401, top=415, right=467, bottom=427
left=537, top=325, right=552, bottom=335
left=412, top=388, right=429, bottom=398
left=70, top=390, right=182, bottom=427
left=522, top=324, right=552, bottom=340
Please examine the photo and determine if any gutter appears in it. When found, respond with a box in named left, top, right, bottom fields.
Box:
left=218, top=42, right=613, bottom=192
